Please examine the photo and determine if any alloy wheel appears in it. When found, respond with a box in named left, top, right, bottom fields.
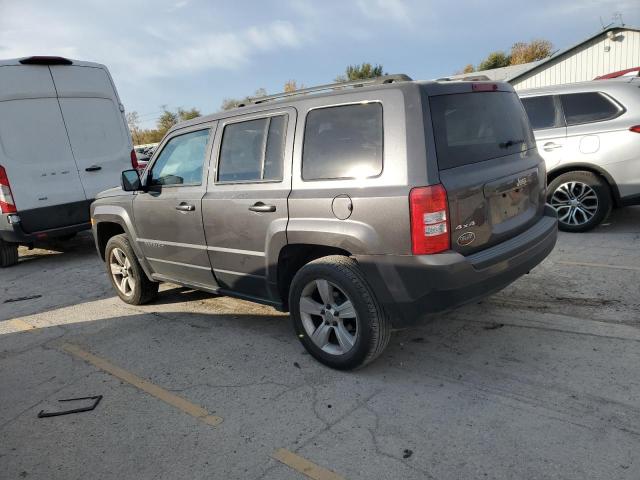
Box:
left=109, top=247, right=135, bottom=296
left=299, top=279, right=358, bottom=356
left=550, top=181, right=599, bottom=226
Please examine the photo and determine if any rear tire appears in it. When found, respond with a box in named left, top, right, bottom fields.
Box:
left=105, top=234, right=158, bottom=305
left=547, top=170, right=612, bottom=232
left=0, top=239, right=19, bottom=268
left=289, top=255, right=391, bottom=370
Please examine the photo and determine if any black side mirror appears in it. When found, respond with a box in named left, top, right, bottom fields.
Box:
left=121, top=169, right=141, bottom=191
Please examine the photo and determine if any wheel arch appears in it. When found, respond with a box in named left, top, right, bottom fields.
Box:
left=547, top=163, right=621, bottom=207
left=276, top=243, right=352, bottom=311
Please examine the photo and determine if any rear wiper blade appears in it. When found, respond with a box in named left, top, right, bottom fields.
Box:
left=499, top=139, right=525, bottom=149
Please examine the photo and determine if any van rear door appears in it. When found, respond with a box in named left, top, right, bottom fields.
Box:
left=424, top=83, right=547, bottom=255
left=0, top=64, right=87, bottom=232
left=50, top=65, right=132, bottom=199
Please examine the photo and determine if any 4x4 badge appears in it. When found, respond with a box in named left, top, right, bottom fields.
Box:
left=457, top=231, right=476, bottom=246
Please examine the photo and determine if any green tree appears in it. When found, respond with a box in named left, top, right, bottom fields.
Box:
left=510, top=39, right=553, bottom=65
left=220, top=88, right=268, bottom=111
left=177, top=107, right=201, bottom=122
left=335, top=63, right=385, bottom=83
left=283, top=80, right=304, bottom=92
left=478, top=51, right=511, bottom=71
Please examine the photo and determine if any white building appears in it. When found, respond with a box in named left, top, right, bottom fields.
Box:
left=447, top=26, right=640, bottom=90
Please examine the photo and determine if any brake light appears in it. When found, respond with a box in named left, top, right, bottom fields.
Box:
left=0, top=165, right=17, bottom=214
left=409, top=184, right=450, bottom=255
left=19, top=56, right=72, bottom=65
left=630, top=125, right=640, bottom=133
left=472, top=83, right=498, bottom=92
left=130, top=149, right=140, bottom=170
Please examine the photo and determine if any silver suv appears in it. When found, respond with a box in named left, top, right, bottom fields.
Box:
left=519, top=78, right=640, bottom=232
left=91, top=75, right=558, bottom=369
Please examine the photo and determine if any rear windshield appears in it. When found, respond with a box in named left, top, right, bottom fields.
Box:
left=428, top=91, right=535, bottom=170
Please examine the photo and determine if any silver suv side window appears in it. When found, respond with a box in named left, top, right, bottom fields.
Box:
left=560, top=92, right=622, bottom=126
left=217, top=114, right=287, bottom=183
left=521, top=95, right=563, bottom=130
left=302, top=103, right=383, bottom=180
left=150, top=129, right=210, bottom=186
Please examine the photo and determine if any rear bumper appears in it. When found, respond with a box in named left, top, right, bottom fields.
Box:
left=355, top=205, right=558, bottom=328
left=0, top=214, right=90, bottom=244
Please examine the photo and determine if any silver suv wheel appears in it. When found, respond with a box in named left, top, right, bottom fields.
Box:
left=109, top=247, right=135, bottom=297
left=550, top=181, right=598, bottom=226
left=299, top=279, right=358, bottom=355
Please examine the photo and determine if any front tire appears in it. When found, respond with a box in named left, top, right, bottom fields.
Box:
left=105, top=234, right=158, bottom=305
left=547, top=170, right=612, bottom=232
left=0, top=239, right=19, bottom=268
left=289, top=255, right=391, bottom=370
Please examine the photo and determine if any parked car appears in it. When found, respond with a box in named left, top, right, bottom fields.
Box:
left=0, top=56, right=136, bottom=267
left=91, top=75, right=558, bottom=369
left=519, top=78, right=640, bottom=232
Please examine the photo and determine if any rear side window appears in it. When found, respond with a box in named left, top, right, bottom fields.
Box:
left=560, top=92, right=622, bottom=125
left=521, top=95, right=563, bottom=130
left=217, top=114, right=288, bottom=182
left=429, top=91, right=535, bottom=170
left=303, top=103, right=383, bottom=180
left=150, top=129, right=210, bottom=186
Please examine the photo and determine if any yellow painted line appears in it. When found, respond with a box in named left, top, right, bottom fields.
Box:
left=8, top=319, right=37, bottom=332
left=272, top=449, right=345, bottom=480
left=556, top=260, right=640, bottom=272
left=62, top=343, right=222, bottom=427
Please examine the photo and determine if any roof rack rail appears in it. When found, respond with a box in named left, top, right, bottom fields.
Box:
left=238, top=74, right=413, bottom=107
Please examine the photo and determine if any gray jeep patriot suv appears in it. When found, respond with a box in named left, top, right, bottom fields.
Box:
left=91, top=75, right=558, bottom=369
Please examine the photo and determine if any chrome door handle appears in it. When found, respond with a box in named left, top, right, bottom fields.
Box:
left=543, top=142, right=562, bottom=151
left=85, top=165, right=102, bottom=172
left=175, top=203, right=195, bottom=212
left=249, top=202, right=276, bottom=213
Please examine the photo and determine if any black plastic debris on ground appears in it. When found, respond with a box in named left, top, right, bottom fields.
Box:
left=483, top=323, right=505, bottom=330
left=3, top=294, right=42, bottom=304
left=38, top=395, right=103, bottom=418
left=403, top=449, right=413, bottom=459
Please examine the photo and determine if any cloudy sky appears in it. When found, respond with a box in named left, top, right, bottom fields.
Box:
left=1, top=0, right=638, bottom=128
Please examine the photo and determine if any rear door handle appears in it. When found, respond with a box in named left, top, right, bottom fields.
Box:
left=175, top=203, right=195, bottom=212
left=543, top=142, right=562, bottom=151
left=249, top=202, right=276, bottom=213
left=85, top=165, right=102, bottom=172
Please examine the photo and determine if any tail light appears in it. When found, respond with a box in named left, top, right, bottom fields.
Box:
left=130, top=149, right=140, bottom=169
left=0, top=165, right=17, bottom=214
left=409, top=184, right=450, bottom=255
left=630, top=125, right=640, bottom=133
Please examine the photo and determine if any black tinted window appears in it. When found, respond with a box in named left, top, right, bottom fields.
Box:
left=303, top=103, right=383, bottom=180
left=218, top=115, right=287, bottom=182
left=429, top=91, right=535, bottom=170
left=150, top=129, right=210, bottom=186
left=560, top=92, right=621, bottom=125
left=521, top=95, right=562, bottom=130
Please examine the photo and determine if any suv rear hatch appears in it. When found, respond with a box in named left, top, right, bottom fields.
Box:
left=424, top=82, right=546, bottom=255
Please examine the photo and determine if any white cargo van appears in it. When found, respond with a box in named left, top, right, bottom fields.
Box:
left=0, top=56, right=135, bottom=267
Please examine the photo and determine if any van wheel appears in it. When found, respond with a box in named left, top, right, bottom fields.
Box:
left=289, top=255, right=391, bottom=370
left=548, top=171, right=612, bottom=232
left=105, top=234, right=158, bottom=305
left=0, top=239, right=19, bottom=268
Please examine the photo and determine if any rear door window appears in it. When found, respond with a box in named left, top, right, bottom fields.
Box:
left=302, top=103, right=383, bottom=180
left=217, top=114, right=288, bottom=182
left=150, top=129, right=210, bottom=186
left=560, top=92, right=622, bottom=125
left=428, top=91, right=535, bottom=170
left=521, top=95, right=563, bottom=130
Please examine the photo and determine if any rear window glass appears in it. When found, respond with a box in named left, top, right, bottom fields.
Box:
left=302, top=103, right=383, bottom=180
left=521, top=95, right=563, bottom=130
left=429, top=91, right=535, bottom=170
left=217, top=114, right=288, bottom=182
left=560, top=92, right=621, bottom=125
